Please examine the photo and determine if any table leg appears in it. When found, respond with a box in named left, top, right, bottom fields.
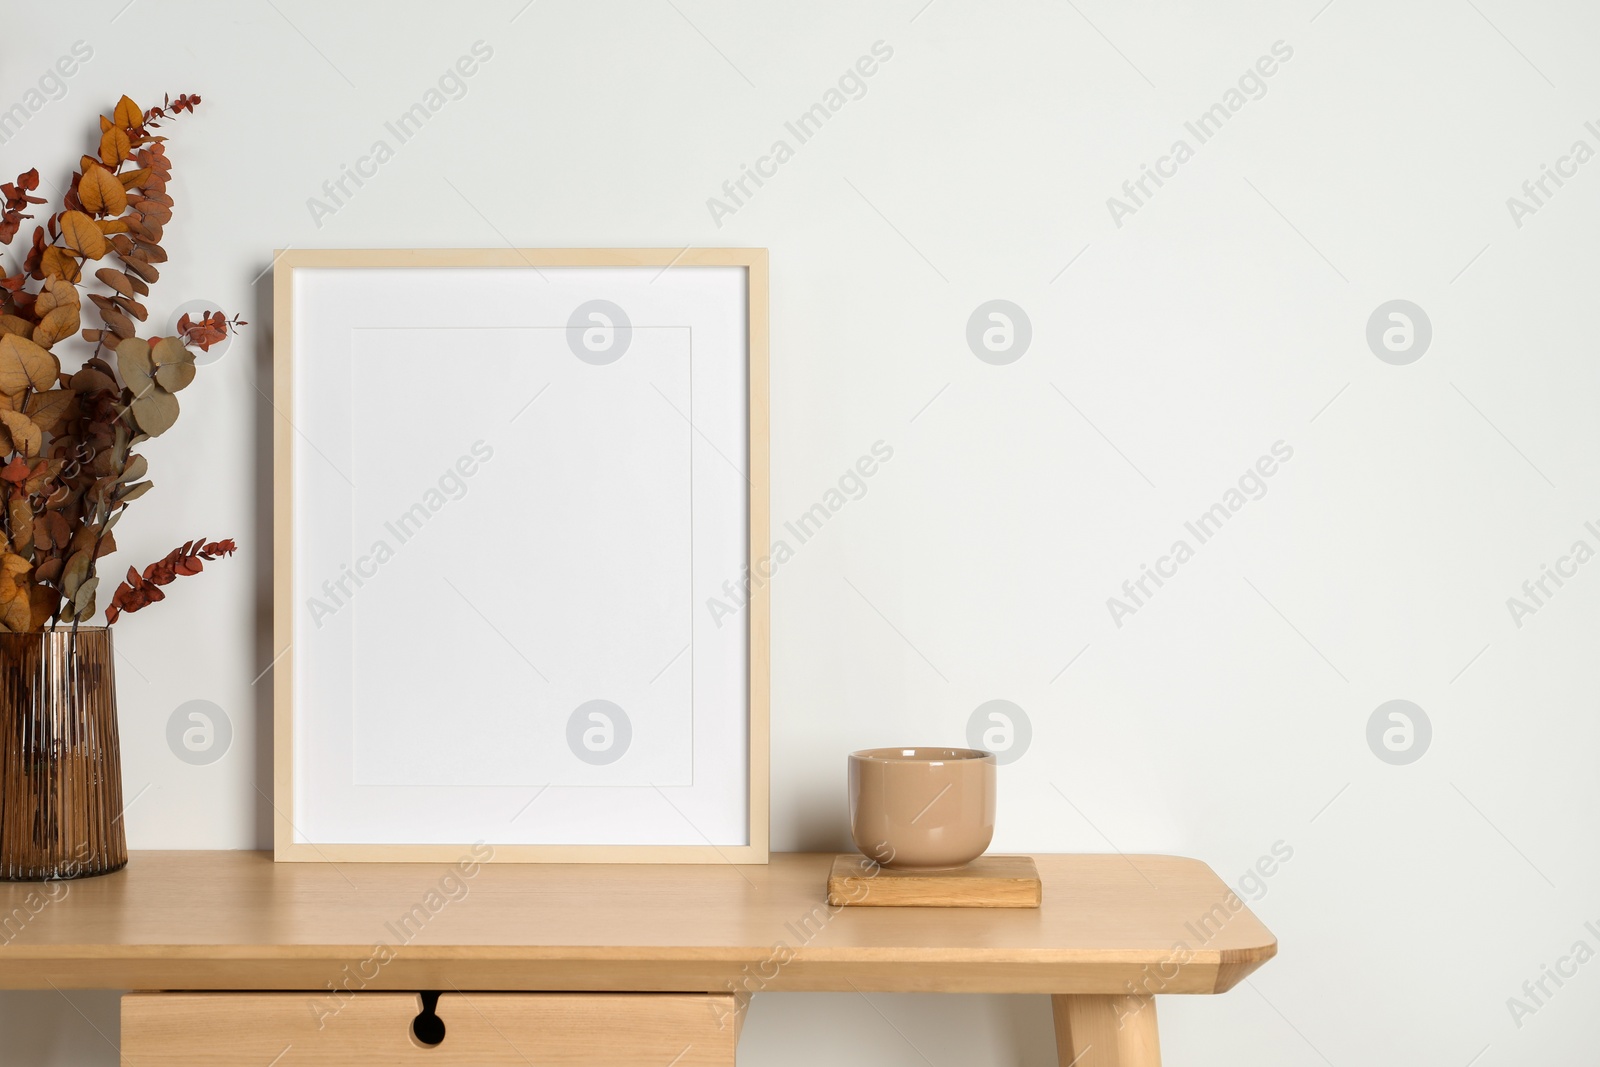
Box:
left=1051, top=994, right=1162, bottom=1067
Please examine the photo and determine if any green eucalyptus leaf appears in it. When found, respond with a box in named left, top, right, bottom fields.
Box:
left=72, top=576, right=98, bottom=620
left=115, top=337, right=153, bottom=393
left=60, top=550, right=91, bottom=601
left=130, top=390, right=179, bottom=436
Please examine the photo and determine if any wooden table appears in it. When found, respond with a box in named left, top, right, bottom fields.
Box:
left=0, top=851, right=1276, bottom=1065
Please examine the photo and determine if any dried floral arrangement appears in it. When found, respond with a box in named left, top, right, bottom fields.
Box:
left=0, top=93, right=240, bottom=632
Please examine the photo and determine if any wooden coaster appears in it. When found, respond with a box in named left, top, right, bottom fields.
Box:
left=827, top=854, right=1042, bottom=908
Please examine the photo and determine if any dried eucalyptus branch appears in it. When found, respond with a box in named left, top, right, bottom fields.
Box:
left=0, top=93, right=241, bottom=630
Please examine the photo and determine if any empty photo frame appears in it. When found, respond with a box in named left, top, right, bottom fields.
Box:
left=272, top=249, right=769, bottom=861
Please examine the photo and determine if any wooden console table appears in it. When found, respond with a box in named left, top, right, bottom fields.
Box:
left=0, top=852, right=1276, bottom=1065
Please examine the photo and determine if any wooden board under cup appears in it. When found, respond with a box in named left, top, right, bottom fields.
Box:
left=827, top=854, right=1042, bottom=908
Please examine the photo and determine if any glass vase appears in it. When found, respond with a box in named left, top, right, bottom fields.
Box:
left=0, top=626, right=127, bottom=880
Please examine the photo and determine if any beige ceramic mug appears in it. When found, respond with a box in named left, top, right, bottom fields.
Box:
left=848, top=748, right=996, bottom=870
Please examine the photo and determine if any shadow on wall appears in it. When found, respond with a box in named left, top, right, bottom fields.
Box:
left=251, top=258, right=276, bottom=848
left=0, top=990, right=121, bottom=1066
left=790, top=772, right=853, bottom=854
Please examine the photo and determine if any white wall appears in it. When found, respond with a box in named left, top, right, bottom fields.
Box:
left=3, top=1, right=1598, bottom=1063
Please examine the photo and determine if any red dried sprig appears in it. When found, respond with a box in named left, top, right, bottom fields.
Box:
left=104, top=538, right=236, bottom=623
left=0, top=168, right=46, bottom=244
left=142, top=93, right=201, bottom=129
left=177, top=309, right=245, bottom=351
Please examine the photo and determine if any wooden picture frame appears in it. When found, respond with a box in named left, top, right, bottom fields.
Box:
left=272, top=249, right=769, bottom=862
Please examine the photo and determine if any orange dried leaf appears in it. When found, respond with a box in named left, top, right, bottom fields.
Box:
left=24, top=390, right=75, bottom=434
left=28, top=584, right=57, bottom=631
left=78, top=164, right=127, bottom=216
left=34, top=278, right=79, bottom=316
left=0, top=333, right=60, bottom=394
left=0, top=410, right=42, bottom=455
left=113, top=296, right=147, bottom=322
left=37, top=246, right=80, bottom=282
left=113, top=95, right=143, bottom=129
left=32, top=305, right=78, bottom=349
left=98, top=305, right=134, bottom=339
left=94, top=268, right=134, bottom=297
left=60, top=211, right=107, bottom=259
left=98, top=127, right=131, bottom=167
left=121, top=256, right=157, bottom=283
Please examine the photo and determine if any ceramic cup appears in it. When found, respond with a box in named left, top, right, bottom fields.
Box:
left=848, top=747, right=996, bottom=870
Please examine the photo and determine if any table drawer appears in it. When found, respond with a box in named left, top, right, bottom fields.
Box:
left=121, top=991, right=741, bottom=1065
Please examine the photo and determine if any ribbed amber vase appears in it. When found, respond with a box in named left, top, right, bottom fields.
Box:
left=0, top=627, right=127, bottom=880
